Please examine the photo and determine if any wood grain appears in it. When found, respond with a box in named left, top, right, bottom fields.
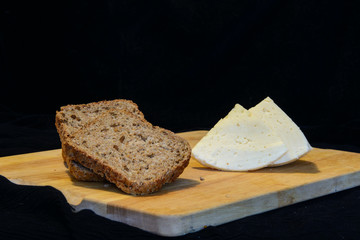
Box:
left=1, top=130, right=360, bottom=236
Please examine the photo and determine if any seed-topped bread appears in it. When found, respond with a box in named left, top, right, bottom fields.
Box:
left=55, top=99, right=144, bottom=181
left=63, top=108, right=191, bottom=195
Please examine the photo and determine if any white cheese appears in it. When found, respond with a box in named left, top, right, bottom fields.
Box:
left=192, top=104, right=288, bottom=171
left=249, top=97, right=312, bottom=166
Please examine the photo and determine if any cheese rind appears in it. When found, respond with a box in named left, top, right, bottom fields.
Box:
left=192, top=104, right=288, bottom=171
left=249, top=97, right=312, bottom=166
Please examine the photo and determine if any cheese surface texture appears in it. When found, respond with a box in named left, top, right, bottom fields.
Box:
left=192, top=104, right=288, bottom=171
left=192, top=97, right=312, bottom=171
left=249, top=97, right=312, bottom=166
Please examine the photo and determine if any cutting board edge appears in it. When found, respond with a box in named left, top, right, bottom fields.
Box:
left=70, top=169, right=360, bottom=237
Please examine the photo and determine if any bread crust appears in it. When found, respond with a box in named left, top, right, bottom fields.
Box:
left=62, top=143, right=105, bottom=181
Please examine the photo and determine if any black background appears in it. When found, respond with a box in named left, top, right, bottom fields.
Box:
left=1, top=0, right=360, bottom=239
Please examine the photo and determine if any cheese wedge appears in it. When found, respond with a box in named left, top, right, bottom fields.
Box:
left=192, top=104, right=288, bottom=171
left=249, top=97, right=312, bottom=166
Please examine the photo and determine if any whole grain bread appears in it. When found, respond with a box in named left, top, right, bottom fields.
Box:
left=63, top=108, right=191, bottom=195
left=55, top=99, right=144, bottom=181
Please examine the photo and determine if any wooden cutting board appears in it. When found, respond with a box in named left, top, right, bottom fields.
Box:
left=1, top=130, right=360, bottom=236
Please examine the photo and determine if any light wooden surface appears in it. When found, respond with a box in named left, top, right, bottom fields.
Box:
left=1, top=130, right=360, bottom=236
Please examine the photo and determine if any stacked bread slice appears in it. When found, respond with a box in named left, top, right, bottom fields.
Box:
left=56, top=100, right=191, bottom=195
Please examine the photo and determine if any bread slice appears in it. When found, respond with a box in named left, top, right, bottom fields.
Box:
left=55, top=99, right=144, bottom=181
left=63, top=108, right=191, bottom=195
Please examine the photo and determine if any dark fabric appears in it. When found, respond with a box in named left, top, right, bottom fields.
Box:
left=1, top=0, right=359, bottom=132
left=1, top=0, right=360, bottom=239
